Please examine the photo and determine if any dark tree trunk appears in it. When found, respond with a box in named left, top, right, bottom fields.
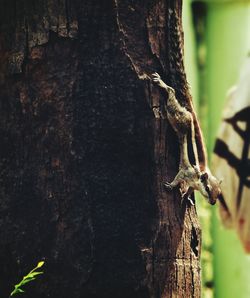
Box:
left=0, top=1, right=201, bottom=297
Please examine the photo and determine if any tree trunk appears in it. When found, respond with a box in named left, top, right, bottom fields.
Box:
left=0, top=1, right=201, bottom=297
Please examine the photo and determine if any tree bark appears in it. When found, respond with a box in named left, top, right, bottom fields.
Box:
left=0, top=1, right=201, bottom=297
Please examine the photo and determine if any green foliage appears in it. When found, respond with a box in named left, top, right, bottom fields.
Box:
left=10, top=261, right=44, bottom=297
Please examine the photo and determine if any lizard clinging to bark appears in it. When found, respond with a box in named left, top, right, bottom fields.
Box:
left=152, top=72, right=221, bottom=205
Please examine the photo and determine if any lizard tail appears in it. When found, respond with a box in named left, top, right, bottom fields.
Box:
left=192, top=109, right=207, bottom=171
left=166, top=1, right=208, bottom=172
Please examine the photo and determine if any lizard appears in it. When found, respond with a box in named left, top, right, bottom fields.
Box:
left=152, top=72, right=221, bottom=205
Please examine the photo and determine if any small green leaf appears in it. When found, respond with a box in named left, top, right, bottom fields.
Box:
left=16, top=289, right=25, bottom=293
left=29, top=271, right=44, bottom=277
left=10, top=288, right=25, bottom=296
left=10, top=261, right=45, bottom=296
left=23, top=271, right=43, bottom=279
left=20, top=277, right=36, bottom=285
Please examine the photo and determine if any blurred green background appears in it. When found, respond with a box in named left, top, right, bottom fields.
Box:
left=182, top=0, right=250, bottom=297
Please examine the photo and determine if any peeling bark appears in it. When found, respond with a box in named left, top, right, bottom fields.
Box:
left=0, top=1, right=201, bottom=297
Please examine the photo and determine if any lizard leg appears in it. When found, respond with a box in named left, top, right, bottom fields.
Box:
left=151, top=73, right=175, bottom=94
left=164, top=169, right=185, bottom=190
left=164, top=133, right=192, bottom=191
left=182, top=187, right=195, bottom=205
left=182, top=187, right=194, bottom=199
left=190, top=115, right=199, bottom=168
left=178, top=134, right=191, bottom=169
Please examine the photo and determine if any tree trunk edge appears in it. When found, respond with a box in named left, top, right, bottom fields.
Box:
left=0, top=1, right=201, bottom=297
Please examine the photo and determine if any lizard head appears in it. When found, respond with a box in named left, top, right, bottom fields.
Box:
left=199, top=172, right=222, bottom=205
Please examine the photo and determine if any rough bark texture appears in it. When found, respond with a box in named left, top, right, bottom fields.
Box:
left=0, top=1, right=201, bottom=297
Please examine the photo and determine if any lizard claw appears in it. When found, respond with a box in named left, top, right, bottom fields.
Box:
left=151, top=73, right=161, bottom=83
left=152, top=73, right=173, bottom=91
left=163, top=182, right=173, bottom=191
left=188, top=197, right=195, bottom=206
left=152, top=72, right=161, bottom=79
left=181, top=194, right=195, bottom=206
left=181, top=188, right=195, bottom=206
